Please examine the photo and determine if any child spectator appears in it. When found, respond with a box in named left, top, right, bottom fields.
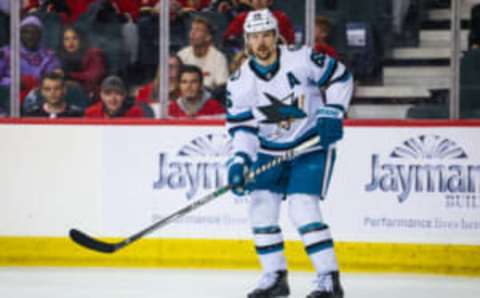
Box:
left=169, top=64, right=224, bottom=118
left=314, top=16, right=339, bottom=59
left=22, top=72, right=83, bottom=118
left=85, top=76, right=144, bottom=118
left=223, top=0, right=295, bottom=46
left=178, top=16, right=229, bottom=93
left=57, top=26, right=107, bottom=102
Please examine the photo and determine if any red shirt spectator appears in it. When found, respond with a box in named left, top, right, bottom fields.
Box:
left=177, top=0, right=211, bottom=12
left=314, top=43, right=339, bottom=60
left=85, top=76, right=144, bottom=118
left=314, top=16, right=339, bottom=59
left=136, top=54, right=183, bottom=105
left=58, top=26, right=107, bottom=101
left=85, top=101, right=143, bottom=118
left=169, top=64, right=224, bottom=118
left=22, top=0, right=40, bottom=15
left=20, top=75, right=38, bottom=104
left=223, top=10, right=295, bottom=44
left=169, top=96, right=224, bottom=117
left=67, top=0, right=159, bottom=22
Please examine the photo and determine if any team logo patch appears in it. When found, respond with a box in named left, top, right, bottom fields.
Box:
left=258, top=92, right=306, bottom=130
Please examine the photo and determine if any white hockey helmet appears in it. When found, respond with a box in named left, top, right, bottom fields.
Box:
left=243, top=9, right=278, bottom=35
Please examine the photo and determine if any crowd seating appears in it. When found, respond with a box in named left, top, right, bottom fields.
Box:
left=0, top=0, right=477, bottom=119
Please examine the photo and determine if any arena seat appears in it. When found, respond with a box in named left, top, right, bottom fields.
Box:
left=0, top=11, right=9, bottom=48
left=460, top=48, right=480, bottom=117
left=406, top=104, right=449, bottom=119
left=0, top=85, right=9, bottom=116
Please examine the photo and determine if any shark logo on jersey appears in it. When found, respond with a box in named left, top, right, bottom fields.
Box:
left=258, top=92, right=306, bottom=130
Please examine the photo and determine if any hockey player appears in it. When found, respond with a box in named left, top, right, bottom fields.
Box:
left=226, top=9, right=353, bottom=298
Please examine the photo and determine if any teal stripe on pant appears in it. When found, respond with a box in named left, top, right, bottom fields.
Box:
left=256, top=242, right=285, bottom=255
left=305, top=239, right=334, bottom=255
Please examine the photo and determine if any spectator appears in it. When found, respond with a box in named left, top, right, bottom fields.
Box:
left=169, top=64, right=224, bottom=118
left=177, top=16, right=229, bottom=92
left=213, top=0, right=252, bottom=19
left=75, top=0, right=130, bottom=76
left=229, top=51, right=248, bottom=73
left=223, top=0, right=295, bottom=46
left=314, top=16, right=339, bottom=59
left=85, top=75, right=144, bottom=118
left=168, top=0, right=192, bottom=53
left=22, top=72, right=83, bottom=118
left=178, top=0, right=211, bottom=12
left=22, top=0, right=40, bottom=16
left=0, top=15, right=61, bottom=90
left=66, top=0, right=159, bottom=23
left=58, top=25, right=107, bottom=102
left=22, top=76, right=90, bottom=112
left=137, top=54, right=183, bottom=105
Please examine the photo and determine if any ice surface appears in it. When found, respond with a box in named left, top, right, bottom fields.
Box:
left=0, top=267, right=479, bottom=298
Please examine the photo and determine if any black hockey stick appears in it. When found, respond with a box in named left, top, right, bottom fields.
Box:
left=69, top=136, right=321, bottom=254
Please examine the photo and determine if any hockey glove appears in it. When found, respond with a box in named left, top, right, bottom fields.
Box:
left=227, top=153, right=252, bottom=196
left=316, top=105, right=344, bottom=148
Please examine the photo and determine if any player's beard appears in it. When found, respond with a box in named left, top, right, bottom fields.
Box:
left=254, top=45, right=273, bottom=61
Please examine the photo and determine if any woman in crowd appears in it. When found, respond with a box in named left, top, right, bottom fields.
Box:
left=136, top=54, right=183, bottom=117
left=57, top=25, right=107, bottom=103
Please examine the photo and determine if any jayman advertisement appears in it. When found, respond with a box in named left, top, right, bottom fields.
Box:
left=101, top=125, right=255, bottom=239
left=324, top=127, right=480, bottom=244
left=101, top=125, right=480, bottom=244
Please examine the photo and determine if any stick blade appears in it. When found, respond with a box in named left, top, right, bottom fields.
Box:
left=69, top=229, right=117, bottom=254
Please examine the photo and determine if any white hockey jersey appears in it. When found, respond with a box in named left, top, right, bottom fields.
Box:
left=226, top=45, right=353, bottom=158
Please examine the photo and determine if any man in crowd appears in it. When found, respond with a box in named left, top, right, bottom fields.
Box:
left=223, top=0, right=295, bottom=45
left=22, top=72, right=83, bottom=118
left=314, top=16, right=339, bottom=59
left=169, top=64, right=224, bottom=118
left=0, top=15, right=61, bottom=88
left=177, top=16, right=229, bottom=92
left=85, top=75, right=144, bottom=118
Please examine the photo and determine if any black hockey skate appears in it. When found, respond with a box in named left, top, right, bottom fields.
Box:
left=306, top=271, right=344, bottom=298
left=247, top=270, right=290, bottom=298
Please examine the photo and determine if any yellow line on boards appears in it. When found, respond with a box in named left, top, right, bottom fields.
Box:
left=0, top=237, right=479, bottom=276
